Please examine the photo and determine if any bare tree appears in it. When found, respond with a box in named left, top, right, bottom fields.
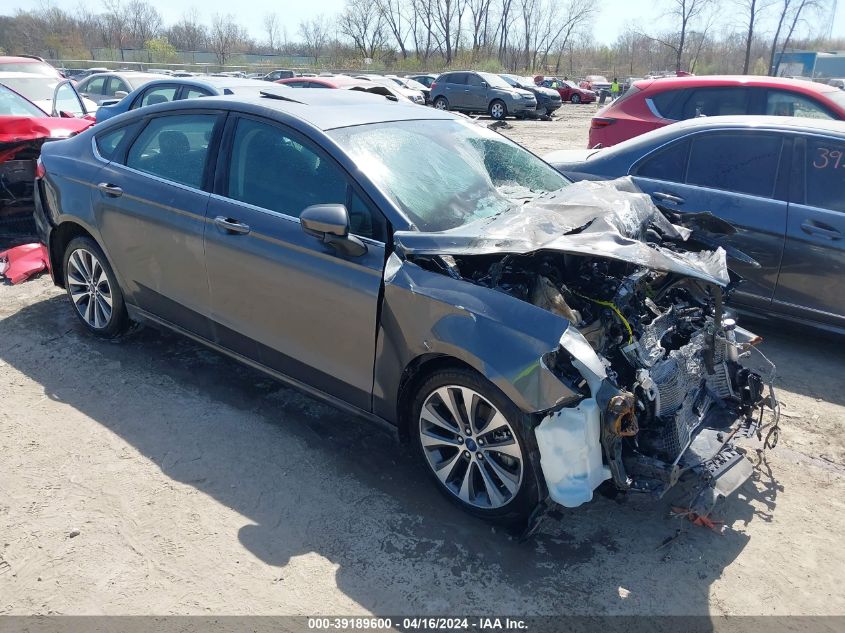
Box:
left=339, top=0, right=388, bottom=59
left=124, top=0, right=162, bottom=48
left=377, top=0, right=411, bottom=59
left=167, top=8, right=207, bottom=51
left=768, top=0, right=826, bottom=74
left=299, top=15, right=330, bottom=66
left=263, top=12, right=280, bottom=52
left=209, top=13, right=244, bottom=66
left=650, top=0, right=714, bottom=72
left=737, top=0, right=770, bottom=73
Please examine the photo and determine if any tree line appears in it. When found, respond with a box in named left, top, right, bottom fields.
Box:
left=0, top=0, right=836, bottom=76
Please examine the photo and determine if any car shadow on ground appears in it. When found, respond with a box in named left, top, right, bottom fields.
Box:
left=0, top=292, right=790, bottom=615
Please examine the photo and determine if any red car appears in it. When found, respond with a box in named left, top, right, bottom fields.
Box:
left=541, top=78, right=596, bottom=104
left=1, top=83, right=92, bottom=230
left=588, top=75, right=845, bottom=147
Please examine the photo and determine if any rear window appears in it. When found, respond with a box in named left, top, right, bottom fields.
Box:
left=0, top=61, right=58, bottom=76
left=611, top=85, right=641, bottom=108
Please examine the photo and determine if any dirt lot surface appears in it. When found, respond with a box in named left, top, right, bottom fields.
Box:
left=1, top=105, right=844, bottom=617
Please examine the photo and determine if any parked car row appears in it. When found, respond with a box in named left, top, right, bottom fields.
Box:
left=589, top=74, right=845, bottom=147
left=3, top=55, right=837, bottom=530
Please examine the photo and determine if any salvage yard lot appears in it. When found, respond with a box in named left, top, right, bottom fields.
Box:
left=1, top=104, right=844, bottom=617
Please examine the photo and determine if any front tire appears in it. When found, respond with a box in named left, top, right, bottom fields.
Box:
left=411, top=368, right=541, bottom=523
left=433, top=96, right=449, bottom=110
left=63, top=236, right=129, bottom=338
left=570, top=94, right=581, bottom=104
left=489, top=99, right=507, bottom=120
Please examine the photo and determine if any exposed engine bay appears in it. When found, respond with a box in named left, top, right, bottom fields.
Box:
left=394, top=178, right=781, bottom=518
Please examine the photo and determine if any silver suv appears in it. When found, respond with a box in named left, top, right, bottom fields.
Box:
left=431, top=71, right=536, bottom=119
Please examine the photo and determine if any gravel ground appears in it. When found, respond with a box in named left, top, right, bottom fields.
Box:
left=1, top=105, right=844, bottom=617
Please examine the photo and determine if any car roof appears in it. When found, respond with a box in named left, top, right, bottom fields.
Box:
left=638, top=74, right=840, bottom=94
left=655, top=114, right=845, bottom=136
left=141, top=76, right=270, bottom=90
left=85, top=71, right=163, bottom=80
left=0, top=71, right=58, bottom=80
left=0, top=56, right=50, bottom=63
left=122, top=88, right=454, bottom=130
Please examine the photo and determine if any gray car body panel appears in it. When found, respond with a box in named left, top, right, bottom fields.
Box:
left=373, top=253, right=581, bottom=421
left=36, top=93, right=727, bottom=432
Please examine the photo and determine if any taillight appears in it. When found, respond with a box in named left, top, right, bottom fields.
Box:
left=35, top=158, right=46, bottom=179
left=591, top=117, right=616, bottom=129
left=430, top=82, right=437, bottom=90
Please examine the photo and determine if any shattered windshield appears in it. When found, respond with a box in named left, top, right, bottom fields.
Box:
left=328, top=118, right=568, bottom=231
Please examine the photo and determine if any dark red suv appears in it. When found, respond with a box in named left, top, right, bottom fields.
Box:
left=588, top=75, right=845, bottom=147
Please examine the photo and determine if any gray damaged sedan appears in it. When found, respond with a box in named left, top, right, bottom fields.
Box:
left=34, top=89, right=780, bottom=526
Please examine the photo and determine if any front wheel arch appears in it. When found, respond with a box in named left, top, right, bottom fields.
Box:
left=396, top=354, right=477, bottom=441
left=50, top=221, right=96, bottom=288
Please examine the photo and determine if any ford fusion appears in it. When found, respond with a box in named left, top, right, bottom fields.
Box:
left=34, top=90, right=780, bottom=525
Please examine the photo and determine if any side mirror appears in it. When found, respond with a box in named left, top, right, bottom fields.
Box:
left=481, top=81, right=488, bottom=87
left=114, top=90, right=128, bottom=99
left=300, top=204, right=367, bottom=257
left=59, top=110, right=77, bottom=118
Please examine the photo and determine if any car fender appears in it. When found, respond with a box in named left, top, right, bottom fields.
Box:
left=373, top=254, right=583, bottom=423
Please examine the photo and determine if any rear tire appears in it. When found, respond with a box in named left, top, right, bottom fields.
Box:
left=63, top=236, right=129, bottom=338
left=433, top=96, right=449, bottom=110
left=571, top=94, right=581, bottom=104
left=411, top=367, right=541, bottom=524
left=489, top=99, right=507, bottom=120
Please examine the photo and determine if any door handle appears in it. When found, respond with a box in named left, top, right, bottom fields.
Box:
left=213, top=216, right=250, bottom=235
left=652, top=191, right=684, bottom=205
left=801, top=221, right=841, bottom=240
left=97, top=182, right=123, bottom=197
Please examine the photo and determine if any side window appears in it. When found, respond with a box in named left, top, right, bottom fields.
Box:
left=286, top=81, right=308, bottom=88
left=467, top=74, right=484, bottom=87
left=83, top=76, right=106, bottom=95
left=225, top=118, right=383, bottom=239
left=125, top=114, right=217, bottom=188
left=95, top=127, right=129, bottom=161
left=103, top=78, right=121, bottom=97
left=680, top=88, right=751, bottom=119
left=308, top=82, right=329, bottom=89
left=687, top=133, right=782, bottom=198
left=767, top=90, right=832, bottom=119
left=805, top=137, right=845, bottom=211
left=183, top=88, right=211, bottom=100
left=133, top=85, right=178, bottom=109
left=634, top=138, right=690, bottom=182
left=54, top=82, right=85, bottom=116
left=448, top=73, right=467, bottom=85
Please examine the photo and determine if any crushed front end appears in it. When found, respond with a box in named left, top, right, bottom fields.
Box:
left=394, top=178, right=781, bottom=519
left=540, top=262, right=780, bottom=518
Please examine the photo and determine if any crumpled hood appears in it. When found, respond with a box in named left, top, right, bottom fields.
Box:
left=0, top=115, right=92, bottom=162
left=393, top=177, right=730, bottom=286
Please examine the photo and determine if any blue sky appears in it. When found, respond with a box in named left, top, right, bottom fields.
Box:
left=6, top=0, right=845, bottom=47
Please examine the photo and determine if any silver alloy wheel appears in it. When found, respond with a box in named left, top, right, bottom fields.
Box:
left=490, top=102, right=505, bottom=119
left=434, top=98, right=447, bottom=110
left=419, top=385, right=523, bottom=509
left=67, top=248, right=113, bottom=329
